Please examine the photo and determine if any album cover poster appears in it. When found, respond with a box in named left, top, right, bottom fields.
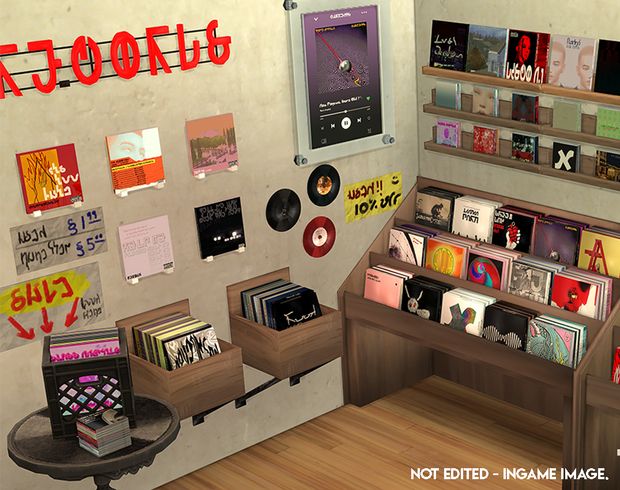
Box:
left=533, top=218, right=581, bottom=265
left=594, top=39, right=620, bottom=96
left=429, top=20, right=469, bottom=71
left=511, top=133, right=538, bottom=163
left=577, top=229, right=620, bottom=277
left=483, top=305, right=528, bottom=351
left=186, top=113, right=238, bottom=176
left=105, top=128, right=165, bottom=192
left=472, top=86, right=499, bottom=116
left=194, top=197, right=245, bottom=259
left=466, top=25, right=508, bottom=77
left=552, top=142, right=580, bottom=173
left=595, top=150, right=620, bottom=181
left=472, top=126, right=498, bottom=155
left=436, top=120, right=460, bottom=147
left=401, top=280, right=443, bottom=322
left=508, top=262, right=552, bottom=304
left=505, top=30, right=550, bottom=83
left=415, top=191, right=454, bottom=231
left=388, top=229, right=425, bottom=266
left=16, top=144, right=83, bottom=215
left=492, top=208, right=536, bottom=253
left=551, top=275, right=598, bottom=319
left=512, top=94, right=539, bottom=123
left=548, top=35, right=596, bottom=90
left=467, top=251, right=504, bottom=290
left=596, top=107, right=620, bottom=141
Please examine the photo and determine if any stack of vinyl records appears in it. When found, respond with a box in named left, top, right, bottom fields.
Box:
left=526, top=315, right=587, bottom=368
left=414, top=186, right=462, bottom=232
left=550, top=268, right=613, bottom=321
left=482, top=301, right=538, bottom=351
left=451, top=195, right=503, bottom=243
left=241, top=280, right=321, bottom=330
left=440, top=288, right=497, bottom=337
left=49, top=327, right=120, bottom=364
left=132, top=313, right=221, bottom=371
left=77, top=409, right=131, bottom=457
left=388, top=224, right=437, bottom=267
left=508, top=256, right=566, bottom=305
left=364, top=265, right=413, bottom=309
left=402, top=275, right=453, bottom=322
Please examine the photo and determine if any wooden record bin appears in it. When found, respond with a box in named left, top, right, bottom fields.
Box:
left=116, top=299, right=245, bottom=420
left=226, top=268, right=342, bottom=380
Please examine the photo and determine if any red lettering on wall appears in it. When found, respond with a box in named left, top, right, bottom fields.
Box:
left=71, top=36, right=103, bottom=85
left=110, top=31, right=140, bottom=79
left=177, top=24, right=200, bottom=70
left=27, top=40, right=62, bottom=94
left=0, top=44, right=22, bottom=99
left=206, top=20, right=231, bottom=65
left=145, top=26, right=172, bottom=75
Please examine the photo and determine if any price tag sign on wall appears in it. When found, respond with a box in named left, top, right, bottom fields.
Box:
left=344, top=171, right=402, bottom=223
left=0, top=263, right=106, bottom=352
left=10, top=207, right=107, bottom=274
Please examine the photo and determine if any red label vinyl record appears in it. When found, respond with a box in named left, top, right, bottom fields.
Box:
left=303, top=216, right=336, bottom=258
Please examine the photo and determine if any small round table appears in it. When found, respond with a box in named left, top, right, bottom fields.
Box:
left=7, top=394, right=180, bottom=490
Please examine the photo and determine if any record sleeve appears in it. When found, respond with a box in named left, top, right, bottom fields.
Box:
left=195, top=197, right=245, bottom=259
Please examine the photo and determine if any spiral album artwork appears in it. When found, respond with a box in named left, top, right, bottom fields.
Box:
left=467, top=254, right=503, bottom=290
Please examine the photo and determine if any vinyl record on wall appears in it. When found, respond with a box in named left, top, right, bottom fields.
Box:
left=266, top=188, right=301, bottom=232
left=307, top=164, right=340, bottom=207
left=303, top=216, right=336, bottom=258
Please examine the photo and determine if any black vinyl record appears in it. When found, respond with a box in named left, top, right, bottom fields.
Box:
left=307, top=164, right=340, bottom=207
left=266, top=189, right=301, bottom=232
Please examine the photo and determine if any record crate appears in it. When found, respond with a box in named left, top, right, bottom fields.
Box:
left=226, top=267, right=343, bottom=380
left=41, top=328, right=136, bottom=439
left=116, top=299, right=245, bottom=420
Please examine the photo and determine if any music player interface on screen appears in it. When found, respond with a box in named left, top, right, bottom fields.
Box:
left=303, top=6, right=382, bottom=149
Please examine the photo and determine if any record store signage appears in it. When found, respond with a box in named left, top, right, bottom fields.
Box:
left=344, top=171, right=402, bottom=223
left=0, top=263, right=106, bottom=353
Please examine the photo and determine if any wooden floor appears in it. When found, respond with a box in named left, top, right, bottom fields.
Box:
left=158, top=376, right=563, bottom=489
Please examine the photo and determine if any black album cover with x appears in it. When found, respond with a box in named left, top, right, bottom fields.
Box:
left=552, top=142, right=580, bottom=173
left=194, top=197, right=246, bottom=259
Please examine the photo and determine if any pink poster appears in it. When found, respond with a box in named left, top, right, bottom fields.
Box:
left=186, top=113, right=238, bottom=177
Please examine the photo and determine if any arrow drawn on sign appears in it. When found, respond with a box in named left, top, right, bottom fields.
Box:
left=40, top=307, right=54, bottom=334
left=8, top=316, right=36, bottom=340
left=65, top=298, right=80, bottom=328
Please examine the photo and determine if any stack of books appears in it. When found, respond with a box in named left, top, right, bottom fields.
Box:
left=49, top=327, right=120, bottom=363
left=77, top=409, right=131, bottom=457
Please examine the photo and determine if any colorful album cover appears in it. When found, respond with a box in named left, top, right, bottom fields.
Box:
left=186, top=113, right=238, bottom=176
left=388, top=228, right=425, bottom=266
left=508, top=262, right=552, bottom=304
left=533, top=218, right=581, bottom=265
left=15, top=144, right=83, bottom=215
left=467, top=252, right=504, bottom=290
left=440, top=290, right=493, bottom=337
left=425, top=239, right=467, bottom=278
left=548, top=35, right=596, bottom=90
left=552, top=142, right=580, bottom=173
left=511, top=133, right=538, bottom=163
left=163, top=325, right=221, bottom=370
left=465, top=25, right=508, bottom=77
left=472, top=86, right=499, bottom=116
left=594, top=40, right=620, bottom=96
left=492, top=208, right=536, bottom=253
left=194, top=197, right=245, bottom=260
left=526, top=318, right=584, bottom=368
left=505, top=30, right=550, bottom=83
left=436, top=119, right=460, bottom=147
left=613, top=347, right=620, bottom=384
left=553, top=100, right=582, bottom=132
left=429, top=20, right=469, bottom=71
left=483, top=304, right=529, bottom=351
left=577, top=229, right=620, bottom=278
left=473, top=126, right=498, bottom=155
left=105, top=128, right=164, bottom=193
left=595, top=150, right=620, bottom=182
left=435, top=81, right=462, bottom=110
left=551, top=274, right=598, bottom=319
left=596, top=107, right=620, bottom=141
left=415, top=190, right=454, bottom=231
left=511, top=94, right=539, bottom=123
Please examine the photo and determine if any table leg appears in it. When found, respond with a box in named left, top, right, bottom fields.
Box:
left=93, top=475, right=116, bottom=490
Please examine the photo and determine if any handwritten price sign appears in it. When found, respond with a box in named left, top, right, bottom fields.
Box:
left=344, top=171, right=402, bottom=223
left=0, top=263, right=105, bottom=353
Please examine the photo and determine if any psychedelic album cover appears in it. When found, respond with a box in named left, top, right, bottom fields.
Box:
left=595, top=150, right=620, bottom=182
left=552, top=100, right=582, bottom=132
left=425, top=239, right=467, bottom=278
left=466, top=25, right=508, bottom=77
left=436, top=119, right=460, bottom=147
left=483, top=304, right=529, bottom=351
left=596, top=107, right=620, bottom=141
left=552, top=142, right=580, bottom=173
left=414, top=190, right=455, bottom=232
left=388, top=228, right=425, bottom=266
left=472, top=126, right=499, bottom=155
left=511, top=133, right=538, bottom=163
left=429, top=20, right=469, bottom=71
left=15, top=144, right=83, bottom=215
left=550, top=274, right=598, bottom=319
left=472, top=86, right=499, bottom=116
left=505, top=30, right=550, bottom=83
left=467, top=252, right=504, bottom=290
left=105, top=128, right=164, bottom=193
left=512, top=94, right=539, bottom=123
left=533, top=218, right=581, bottom=265
left=194, top=197, right=245, bottom=260
left=594, top=39, right=620, bottom=96
left=548, top=35, right=596, bottom=90
left=526, top=318, right=582, bottom=368
left=508, top=262, right=552, bottom=304
left=186, top=113, right=238, bottom=176
left=577, top=229, right=620, bottom=278
left=492, top=208, right=536, bottom=253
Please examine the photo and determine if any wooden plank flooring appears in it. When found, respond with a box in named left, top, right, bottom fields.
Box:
left=158, top=376, right=563, bottom=489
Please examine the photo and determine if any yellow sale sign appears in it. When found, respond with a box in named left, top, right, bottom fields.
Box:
left=344, top=171, right=402, bottom=223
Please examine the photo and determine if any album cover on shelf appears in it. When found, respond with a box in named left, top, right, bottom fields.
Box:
left=596, top=107, right=620, bottom=141
left=548, top=35, right=596, bottom=90
left=511, top=133, right=538, bottom=163
left=452, top=195, right=500, bottom=242
left=194, top=197, right=245, bottom=260
left=526, top=315, right=587, bottom=368
left=364, top=266, right=410, bottom=309
left=436, top=119, right=461, bottom=147
left=505, top=30, right=550, bottom=83
left=269, top=289, right=322, bottom=331
left=466, top=24, right=508, bottom=77
left=241, top=279, right=288, bottom=322
left=613, top=347, right=620, bottom=384
left=388, top=227, right=428, bottom=267
left=492, top=206, right=537, bottom=253
left=473, top=126, right=499, bottom=155
left=483, top=302, right=536, bottom=351
left=163, top=324, right=221, bottom=370
left=471, top=86, right=499, bottom=117
left=552, top=142, right=580, bottom=173
left=533, top=217, right=582, bottom=265
left=186, top=113, right=238, bottom=176
left=552, top=100, right=582, bottom=132
left=429, top=20, right=469, bottom=71
left=466, top=251, right=505, bottom=290
left=594, top=39, right=620, bottom=96
left=511, top=94, right=539, bottom=123
left=401, top=276, right=452, bottom=322
left=508, top=261, right=553, bottom=304
left=415, top=187, right=460, bottom=232
left=440, top=288, right=496, bottom=336
left=436, top=81, right=462, bottom=110
left=577, top=228, right=620, bottom=278
left=595, top=150, right=620, bottom=182
left=425, top=237, right=469, bottom=279
left=550, top=272, right=600, bottom=319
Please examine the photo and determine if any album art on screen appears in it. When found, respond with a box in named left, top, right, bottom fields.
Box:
left=505, top=30, right=550, bottom=83
left=533, top=218, right=581, bottom=266
left=552, top=142, right=580, bottom=173
left=186, top=113, right=238, bottom=176
left=466, top=25, right=508, bottom=77
left=429, top=20, right=469, bottom=71
left=594, top=39, right=620, bottom=96
left=595, top=150, right=620, bottom=182
left=436, top=119, right=460, bottom=147
left=302, top=6, right=382, bottom=150
left=511, top=133, right=538, bottom=163
left=471, top=86, right=499, bottom=116
left=106, top=128, right=165, bottom=193
left=194, top=197, right=245, bottom=260
left=511, top=94, right=539, bottom=123
left=548, top=35, right=596, bottom=90
left=16, top=144, right=83, bottom=215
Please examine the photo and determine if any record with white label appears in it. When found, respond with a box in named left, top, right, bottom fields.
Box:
left=303, top=216, right=336, bottom=258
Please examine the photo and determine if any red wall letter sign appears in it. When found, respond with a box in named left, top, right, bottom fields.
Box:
left=110, top=31, right=140, bottom=79
left=0, top=44, right=23, bottom=99
left=145, top=26, right=172, bottom=75
left=206, top=20, right=231, bottom=65
left=27, top=40, right=62, bottom=94
left=71, top=36, right=103, bottom=85
left=176, top=24, right=200, bottom=70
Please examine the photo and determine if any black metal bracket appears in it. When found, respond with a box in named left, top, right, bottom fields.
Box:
left=289, top=363, right=326, bottom=386
left=235, top=377, right=281, bottom=408
left=191, top=401, right=230, bottom=426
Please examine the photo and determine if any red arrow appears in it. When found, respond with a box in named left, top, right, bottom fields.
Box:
left=65, top=298, right=80, bottom=328
left=8, top=316, right=35, bottom=340
left=40, top=307, right=54, bottom=334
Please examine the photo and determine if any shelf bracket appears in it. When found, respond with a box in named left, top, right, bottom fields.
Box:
left=191, top=401, right=231, bottom=426
left=289, top=363, right=327, bottom=386
left=235, top=377, right=281, bottom=408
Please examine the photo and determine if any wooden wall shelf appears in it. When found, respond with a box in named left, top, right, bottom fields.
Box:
left=422, top=66, right=620, bottom=107
left=226, top=268, right=342, bottom=380
left=116, top=299, right=245, bottom=420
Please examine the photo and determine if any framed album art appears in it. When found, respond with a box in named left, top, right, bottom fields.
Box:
left=285, top=0, right=395, bottom=166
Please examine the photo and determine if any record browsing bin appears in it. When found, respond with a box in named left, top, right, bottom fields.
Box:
left=41, top=328, right=136, bottom=439
left=115, top=299, right=245, bottom=420
left=226, top=267, right=342, bottom=380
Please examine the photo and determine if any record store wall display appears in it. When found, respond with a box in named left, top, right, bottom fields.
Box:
left=194, top=197, right=246, bottom=260
left=344, top=171, right=402, bottom=223
left=285, top=0, right=396, bottom=167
